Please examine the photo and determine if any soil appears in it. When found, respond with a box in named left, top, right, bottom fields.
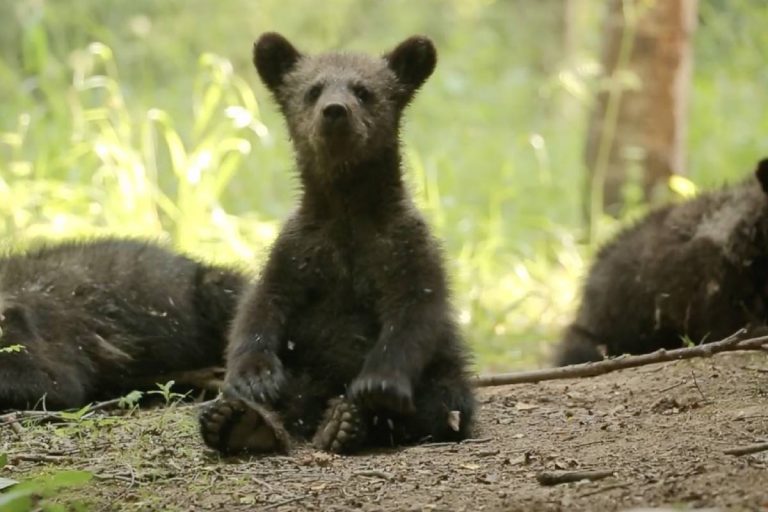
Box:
left=2, top=351, right=767, bottom=511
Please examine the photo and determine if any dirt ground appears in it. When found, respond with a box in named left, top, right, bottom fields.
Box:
left=2, top=351, right=767, bottom=511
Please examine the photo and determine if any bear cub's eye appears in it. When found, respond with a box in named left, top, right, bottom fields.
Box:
left=351, top=84, right=372, bottom=103
left=305, top=83, right=323, bottom=104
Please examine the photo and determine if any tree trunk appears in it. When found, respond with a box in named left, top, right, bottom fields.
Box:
left=584, top=0, right=698, bottom=223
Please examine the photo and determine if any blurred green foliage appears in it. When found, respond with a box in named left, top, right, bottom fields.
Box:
left=1, top=0, right=767, bottom=371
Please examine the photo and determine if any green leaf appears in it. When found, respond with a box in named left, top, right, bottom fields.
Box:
left=58, top=404, right=92, bottom=421
left=0, top=476, right=18, bottom=491
left=0, top=345, right=25, bottom=354
left=118, top=390, right=144, bottom=409
left=0, top=470, right=92, bottom=510
left=0, top=492, right=31, bottom=512
left=36, top=470, right=93, bottom=489
left=669, top=175, right=698, bottom=199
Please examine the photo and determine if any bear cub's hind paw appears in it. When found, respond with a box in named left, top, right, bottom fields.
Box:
left=312, top=397, right=367, bottom=454
left=199, top=396, right=290, bottom=454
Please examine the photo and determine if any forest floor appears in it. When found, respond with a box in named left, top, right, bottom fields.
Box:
left=2, top=351, right=767, bottom=511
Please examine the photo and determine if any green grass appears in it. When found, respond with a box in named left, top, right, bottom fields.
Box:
left=1, top=0, right=768, bottom=371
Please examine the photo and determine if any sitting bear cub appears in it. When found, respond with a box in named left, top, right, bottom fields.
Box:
left=0, top=238, right=245, bottom=410
left=200, top=33, right=476, bottom=454
left=555, top=159, right=768, bottom=365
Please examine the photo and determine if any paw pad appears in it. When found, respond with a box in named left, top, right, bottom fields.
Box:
left=312, top=397, right=367, bottom=454
left=199, top=396, right=290, bottom=454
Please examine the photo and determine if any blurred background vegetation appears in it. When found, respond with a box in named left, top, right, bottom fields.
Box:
left=1, top=0, right=767, bottom=372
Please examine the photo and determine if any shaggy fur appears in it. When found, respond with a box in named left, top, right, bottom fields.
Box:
left=200, top=33, right=475, bottom=454
left=0, top=238, right=245, bottom=410
left=555, top=159, right=768, bottom=365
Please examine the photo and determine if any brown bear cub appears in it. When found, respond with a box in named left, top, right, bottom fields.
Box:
left=0, top=238, right=245, bottom=410
left=555, top=159, right=768, bottom=365
left=199, top=33, right=476, bottom=454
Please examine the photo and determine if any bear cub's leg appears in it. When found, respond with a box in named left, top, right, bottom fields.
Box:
left=314, top=357, right=476, bottom=453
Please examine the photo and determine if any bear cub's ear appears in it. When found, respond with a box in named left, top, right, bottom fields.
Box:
left=384, top=36, right=437, bottom=96
left=755, top=158, right=768, bottom=195
left=253, top=32, right=302, bottom=93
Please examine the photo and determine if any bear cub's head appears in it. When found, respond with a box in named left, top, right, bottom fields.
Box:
left=253, top=33, right=436, bottom=170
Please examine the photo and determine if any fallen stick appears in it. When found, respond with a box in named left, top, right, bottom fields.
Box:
left=263, top=495, right=307, bottom=510
left=10, top=453, right=69, bottom=464
left=723, top=442, right=768, bottom=456
left=0, top=370, right=225, bottom=426
left=473, top=331, right=768, bottom=387
left=537, top=469, right=614, bottom=486
left=352, top=470, right=394, bottom=481
left=8, top=420, right=24, bottom=434
left=578, top=482, right=629, bottom=497
left=0, top=410, right=64, bottom=424
left=412, top=437, right=492, bottom=450
left=0, top=396, right=132, bottom=425
left=89, top=397, right=126, bottom=412
left=741, top=366, right=768, bottom=374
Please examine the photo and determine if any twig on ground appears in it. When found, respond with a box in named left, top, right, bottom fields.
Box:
left=352, top=470, right=394, bottom=481
left=536, top=469, right=614, bottom=486
left=473, top=330, right=768, bottom=387
left=96, top=465, right=137, bottom=512
left=570, top=440, right=605, bottom=449
left=723, top=442, right=768, bottom=456
left=263, top=495, right=307, bottom=510
left=658, top=380, right=687, bottom=394
left=0, top=410, right=62, bottom=424
left=413, top=441, right=460, bottom=449
left=10, top=453, right=69, bottom=464
left=251, top=477, right=274, bottom=491
left=0, top=396, right=125, bottom=425
left=0, top=390, right=218, bottom=427
left=460, top=437, right=492, bottom=445
left=690, top=370, right=708, bottom=402
left=93, top=472, right=137, bottom=484
left=5, top=416, right=25, bottom=434
left=578, top=482, right=630, bottom=497
left=741, top=366, right=768, bottom=374
left=413, top=437, right=492, bottom=449
left=179, top=398, right=218, bottom=409
left=0, top=366, right=225, bottom=427
left=89, top=398, right=125, bottom=412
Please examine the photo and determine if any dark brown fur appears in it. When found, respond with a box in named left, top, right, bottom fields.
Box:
left=555, top=159, right=768, bottom=365
left=0, top=238, right=245, bottom=410
left=202, top=33, right=475, bottom=453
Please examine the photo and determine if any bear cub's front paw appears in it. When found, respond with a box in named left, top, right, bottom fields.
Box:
left=348, top=368, right=414, bottom=415
left=225, top=351, right=286, bottom=404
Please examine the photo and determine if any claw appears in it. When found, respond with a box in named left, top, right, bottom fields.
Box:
left=348, top=372, right=414, bottom=415
left=225, top=352, right=286, bottom=405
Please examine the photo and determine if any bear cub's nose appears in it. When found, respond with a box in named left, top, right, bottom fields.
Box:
left=322, top=103, right=348, bottom=122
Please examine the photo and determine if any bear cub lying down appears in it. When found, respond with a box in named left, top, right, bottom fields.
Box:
left=556, top=159, right=768, bottom=365
left=0, top=238, right=245, bottom=410
left=200, top=33, right=476, bottom=454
